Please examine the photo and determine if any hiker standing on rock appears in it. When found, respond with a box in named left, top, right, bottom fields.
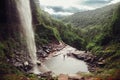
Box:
left=63, top=54, right=66, bottom=60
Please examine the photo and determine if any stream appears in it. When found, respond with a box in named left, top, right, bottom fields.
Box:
left=43, top=45, right=89, bottom=75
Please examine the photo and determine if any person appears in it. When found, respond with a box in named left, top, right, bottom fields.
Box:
left=63, top=54, right=65, bottom=60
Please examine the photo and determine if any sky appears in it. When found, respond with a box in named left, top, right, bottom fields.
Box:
left=39, top=0, right=120, bottom=16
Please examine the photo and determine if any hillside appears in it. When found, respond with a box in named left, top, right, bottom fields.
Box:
left=62, top=3, right=120, bottom=28
left=61, top=2, right=120, bottom=79
left=62, top=3, right=120, bottom=43
left=30, top=0, right=85, bottom=49
left=85, top=5, right=120, bottom=79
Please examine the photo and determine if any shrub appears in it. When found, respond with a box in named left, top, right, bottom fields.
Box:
left=35, top=24, right=61, bottom=45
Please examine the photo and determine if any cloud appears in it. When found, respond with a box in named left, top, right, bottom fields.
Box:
left=109, top=0, right=120, bottom=4
left=80, top=0, right=115, bottom=9
left=43, top=5, right=95, bottom=16
left=40, top=0, right=95, bottom=11
left=46, top=6, right=86, bottom=13
left=44, top=7, right=73, bottom=16
left=47, top=6, right=65, bottom=12
left=84, top=0, right=112, bottom=4
left=39, top=0, right=120, bottom=16
left=39, top=0, right=81, bottom=8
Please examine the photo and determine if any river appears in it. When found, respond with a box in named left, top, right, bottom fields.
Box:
left=43, top=45, right=89, bottom=75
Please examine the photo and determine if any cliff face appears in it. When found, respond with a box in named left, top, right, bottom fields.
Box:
left=0, top=0, right=59, bottom=69
left=0, top=0, right=35, bottom=73
left=0, top=0, right=20, bottom=40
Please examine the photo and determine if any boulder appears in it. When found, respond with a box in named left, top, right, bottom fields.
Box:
left=24, top=61, right=29, bottom=66
left=72, top=52, right=96, bottom=63
left=36, top=61, right=41, bottom=66
left=38, top=71, right=52, bottom=79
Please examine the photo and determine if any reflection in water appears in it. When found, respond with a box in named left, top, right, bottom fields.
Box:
left=44, top=46, right=89, bottom=75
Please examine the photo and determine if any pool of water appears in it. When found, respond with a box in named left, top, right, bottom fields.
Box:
left=44, top=46, right=89, bottom=75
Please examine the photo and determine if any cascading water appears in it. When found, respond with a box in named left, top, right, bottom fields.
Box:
left=16, top=0, right=40, bottom=74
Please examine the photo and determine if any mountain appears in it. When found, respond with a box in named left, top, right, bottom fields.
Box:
left=61, top=3, right=120, bottom=44
left=62, top=3, right=120, bottom=28
left=83, top=3, right=120, bottom=79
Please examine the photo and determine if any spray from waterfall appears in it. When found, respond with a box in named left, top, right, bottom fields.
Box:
left=16, top=0, right=40, bottom=74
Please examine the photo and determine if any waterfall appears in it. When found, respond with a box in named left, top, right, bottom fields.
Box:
left=16, top=0, right=40, bottom=74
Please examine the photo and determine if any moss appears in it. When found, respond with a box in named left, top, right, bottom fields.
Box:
left=0, top=62, right=22, bottom=74
left=93, top=68, right=120, bottom=80
left=52, top=27, right=61, bottom=41
left=35, top=34, right=49, bottom=45
left=0, top=42, right=5, bottom=60
left=87, top=42, right=96, bottom=50
left=0, top=62, right=26, bottom=80
left=26, top=74, right=39, bottom=80
left=1, top=74, right=25, bottom=80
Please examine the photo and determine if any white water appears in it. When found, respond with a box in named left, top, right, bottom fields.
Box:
left=16, top=0, right=40, bottom=74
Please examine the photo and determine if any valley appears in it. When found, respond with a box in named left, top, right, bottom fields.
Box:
left=0, top=0, right=120, bottom=80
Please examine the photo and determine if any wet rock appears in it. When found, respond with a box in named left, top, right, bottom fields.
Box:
left=14, top=61, right=33, bottom=72
left=37, top=49, right=48, bottom=58
left=38, top=71, right=52, bottom=79
left=45, top=49, right=50, bottom=53
left=24, top=61, right=29, bottom=66
left=67, top=53, right=71, bottom=56
left=36, top=61, right=41, bottom=66
left=67, top=53, right=73, bottom=57
left=71, top=52, right=100, bottom=72
left=81, top=77, right=85, bottom=80
left=68, top=75, right=84, bottom=80
left=23, top=63, right=33, bottom=72
left=72, top=52, right=95, bottom=63
left=14, top=62, right=23, bottom=67
left=84, top=57, right=92, bottom=62
left=98, top=57, right=103, bottom=61
left=42, top=46, right=51, bottom=53
left=97, top=60, right=105, bottom=67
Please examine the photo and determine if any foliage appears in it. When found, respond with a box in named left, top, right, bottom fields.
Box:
left=76, top=4, right=120, bottom=79
left=32, top=2, right=85, bottom=50
left=62, top=31, right=83, bottom=49
left=62, top=3, right=118, bottom=28
left=35, top=24, right=61, bottom=45
left=0, top=42, right=5, bottom=60
left=111, top=5, right=120, bottom=41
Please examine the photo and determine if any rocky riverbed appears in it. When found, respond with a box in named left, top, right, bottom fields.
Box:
left=71, top=51, right=105, bottom=72
left=42, top=42, right=105, bottom=73
left=8, top=42, right=104, bottom=80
